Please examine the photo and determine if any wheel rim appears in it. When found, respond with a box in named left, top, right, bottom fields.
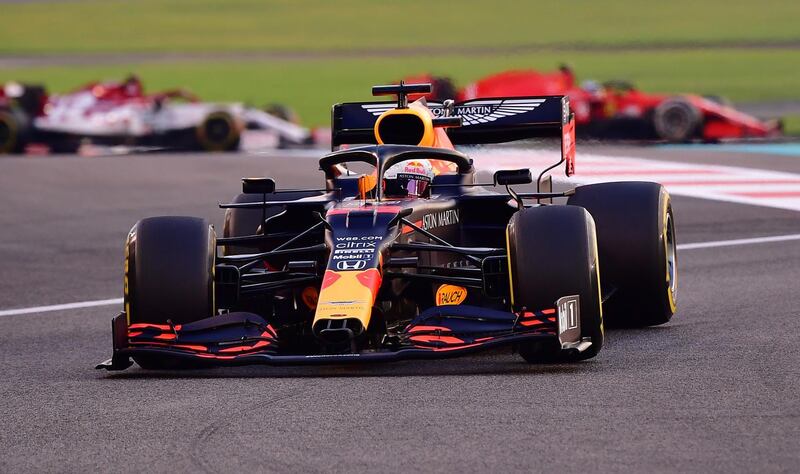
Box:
left=664, top=108, right=689, bottom=137
left=204, top=117, right=232, bottom=144
left=665, top=211, right=677, bottom=297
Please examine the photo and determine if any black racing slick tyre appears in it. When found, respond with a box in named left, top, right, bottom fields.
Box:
left=653, top=98, right=701, bottom=142
left=567, top=182, right=677, bottom=327
left=125, top=217, right=216, bottom=369
left=429, top=76, right=458, bottom=102
left=223, top=193, right=272, bottom=255
left=506, top=206, right=603, bottom=362
left=125, top=216, right=215, bottom=325
left=196, top=111, right=241, bottom=152
left=222, top=191, right=324, bottom=255
left=263, top=103, right=299, bottom=123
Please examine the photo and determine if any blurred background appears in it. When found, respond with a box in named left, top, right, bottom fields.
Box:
left=1, top=0, right=798, bottom=131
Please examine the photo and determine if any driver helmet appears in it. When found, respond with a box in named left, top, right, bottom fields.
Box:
left=383, top=159, right=434, bottom=198
left=123, top=74, right=143, bottom=97
left=581, top=80, right=602, bottom=95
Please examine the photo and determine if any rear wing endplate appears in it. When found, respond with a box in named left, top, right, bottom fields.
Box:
left=332, top=95, right=575, bottom=176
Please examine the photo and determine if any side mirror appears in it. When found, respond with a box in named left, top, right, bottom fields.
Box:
left=494, top=169, right=532, bottom=186
left=242, top=177, right=275, bottom=195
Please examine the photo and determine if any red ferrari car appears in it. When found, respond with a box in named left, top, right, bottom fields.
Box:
left=405, top=66, right=782, bottom=142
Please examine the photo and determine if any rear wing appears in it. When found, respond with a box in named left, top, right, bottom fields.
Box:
left=331, top=95, right=576, bottom=176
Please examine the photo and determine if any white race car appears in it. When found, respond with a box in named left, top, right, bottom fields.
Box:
left=0, top=76, right=311, bottom=154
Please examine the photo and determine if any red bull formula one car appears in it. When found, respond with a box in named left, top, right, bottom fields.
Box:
left=407, top=66, right=782, bottom=142
left=98, top=82, right=678, bottom=371
left=0, top=76, right=310, bottom=154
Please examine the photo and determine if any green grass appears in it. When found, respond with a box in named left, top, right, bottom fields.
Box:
left=783, top=116, right=800, bottom=136
left=3, top=49, right=798, bottom=126
left=0, top=0, right=798, bottom=54
left=2, top=1, right=797, bottom=127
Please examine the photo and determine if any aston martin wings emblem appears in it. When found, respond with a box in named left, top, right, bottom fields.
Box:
left=361, top=98, right=546, bottom=126
left=451, top=98, right=546, bottom=126
left=361, top=103, right=396, bottom=116
left=361, top=102, right=445, bottom=116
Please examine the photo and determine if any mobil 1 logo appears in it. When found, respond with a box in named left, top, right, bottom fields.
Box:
left=330, top=235, right=381, bottom=270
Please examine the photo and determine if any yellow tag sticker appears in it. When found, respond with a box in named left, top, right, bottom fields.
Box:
left=436, top=284, right=467, bottom=306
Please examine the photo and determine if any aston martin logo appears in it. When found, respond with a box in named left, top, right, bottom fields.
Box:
left=361, top=98, right=546, bottom=126
left=450, top=99, right=546, bottom=125
left=361, top=103, right=397, bottom=116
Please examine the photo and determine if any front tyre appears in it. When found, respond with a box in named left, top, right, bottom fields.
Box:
left=506, top=206, right=603, bottom=362
left=125, top=216, right=216, bottom=325
left=125, top=217, right=216, bottom=369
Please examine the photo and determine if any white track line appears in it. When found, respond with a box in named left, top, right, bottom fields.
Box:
left=0, top=233, right=798, bottom=317
left=677, top=233, right=800, bottom=250
left=469, top=149, right=800, bottom=212
left=0, top=298, right=122, bottom=317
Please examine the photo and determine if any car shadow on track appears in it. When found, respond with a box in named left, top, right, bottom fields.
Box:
left=101, top=360, right=594, bottom=380
left=97, top=326, right=677, bottom=380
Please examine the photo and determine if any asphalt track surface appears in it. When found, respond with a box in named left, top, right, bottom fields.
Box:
left=1, top=146, right=799, bottom=473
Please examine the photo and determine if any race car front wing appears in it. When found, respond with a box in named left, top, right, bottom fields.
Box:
left=96, top=303, right=591, bottom=370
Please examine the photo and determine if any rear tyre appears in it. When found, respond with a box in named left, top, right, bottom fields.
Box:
left=125, top=216, right=216, bottom=369
left=195, top=111, right=241, bottom=151
left=702, top=94, right=732, bottom=107
left=223, top=191, right=324, bottom=255
left=653, top=98, right=701, bottom=142
left=567, top=182, right=677, bottom=327
left=429, top=76, right=458, bottom=102
left=506, top=206, right=603, bottom=362
left=264, top=103, right=298, bottom=123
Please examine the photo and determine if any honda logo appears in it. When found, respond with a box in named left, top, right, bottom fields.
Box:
left=336, top=259, right=367, bottom=271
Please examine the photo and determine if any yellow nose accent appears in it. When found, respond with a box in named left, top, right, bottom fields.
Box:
left=313, top=269, right=382, bottom=331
